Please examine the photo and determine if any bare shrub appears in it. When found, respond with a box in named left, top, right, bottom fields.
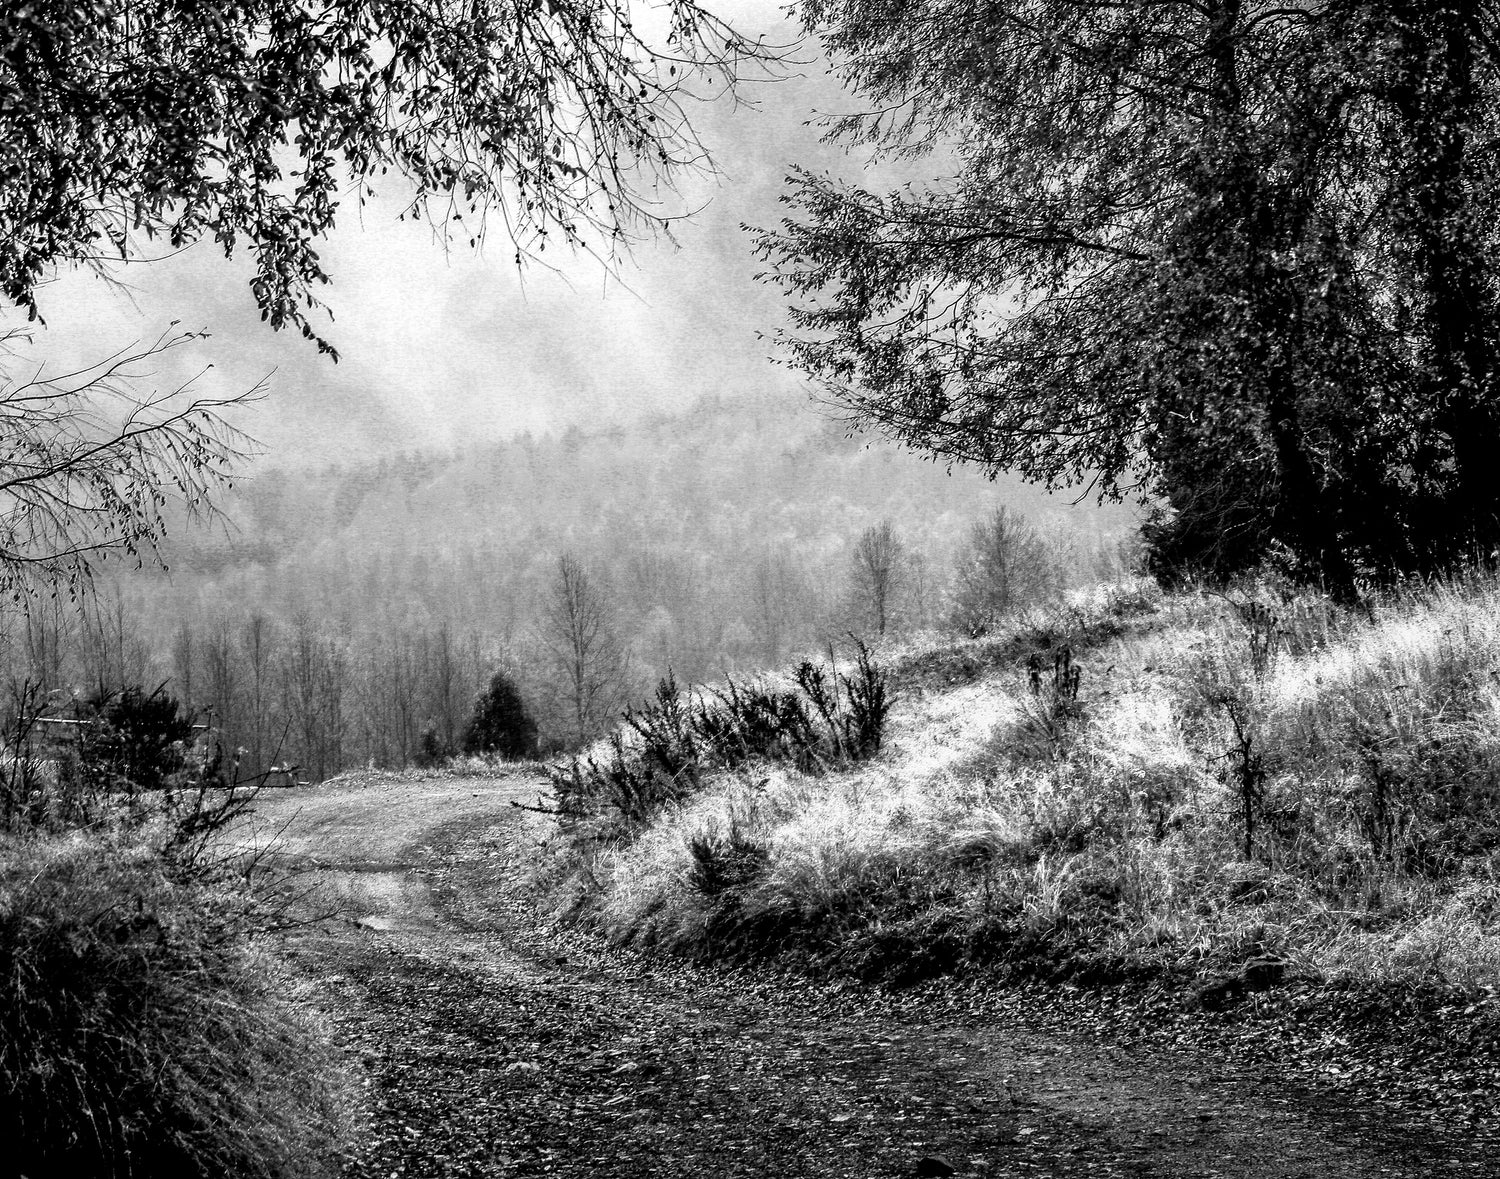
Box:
left=542, top=642, right=894, bottom=837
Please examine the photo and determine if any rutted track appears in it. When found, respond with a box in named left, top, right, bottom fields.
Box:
left=238, top=772, right=1485, bottom=1179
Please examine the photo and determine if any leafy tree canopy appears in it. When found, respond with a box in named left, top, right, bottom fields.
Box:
left=2, top=0, right=775, bottom=355
left=758, top=1, right=1500, bottom=593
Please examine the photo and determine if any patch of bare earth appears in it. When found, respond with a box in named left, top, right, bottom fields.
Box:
left=244, top=774, right=1489, bottom=1178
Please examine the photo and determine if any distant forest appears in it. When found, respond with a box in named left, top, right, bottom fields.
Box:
left=0, top=395, right=1136, bottom=781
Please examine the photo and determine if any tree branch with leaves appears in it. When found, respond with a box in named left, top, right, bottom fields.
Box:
left=1, top=0, right=784, bottom=355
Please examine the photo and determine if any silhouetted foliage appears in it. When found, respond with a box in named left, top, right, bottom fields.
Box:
left=72, top=683, right=195, bottom=797
left=544, top=642, right=893, bottom=834
left=415, top=723, right=450, bottom=768
left=2, top=0, right=778, bottom=351
left=463, top=672, right=538, bottom=760
left=758, top=0, right=1500, bottom=593
left=685, top=821, right=771, bottom=898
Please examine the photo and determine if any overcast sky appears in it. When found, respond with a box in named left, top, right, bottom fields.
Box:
left=24, top=3, right=857, bottom=469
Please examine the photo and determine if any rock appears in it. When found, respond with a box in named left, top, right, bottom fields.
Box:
left=913, top=1156, right=956, bottom=1178
left=1242, top=955, right=1287, bottom=991
left=1189, top=973, right=1244, bottom=1011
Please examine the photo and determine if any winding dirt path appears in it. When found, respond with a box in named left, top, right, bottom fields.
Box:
left=239, top=772, right=1484, bottom=1179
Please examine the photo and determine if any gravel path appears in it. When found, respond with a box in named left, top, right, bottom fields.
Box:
left=242, top=773, right=1489, bottom=1179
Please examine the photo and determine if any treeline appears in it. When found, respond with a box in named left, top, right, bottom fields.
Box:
left=1, top=593, right=499, bottom=783
left=0, top=398, right=1136, bottom=780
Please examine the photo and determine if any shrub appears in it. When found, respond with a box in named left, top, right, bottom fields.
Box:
left=462, top=671, right=539, bottom=759
left=545, top=643, right=893, bottom=836
left=415, top=723, right=450, bottom=767
left=795, top=638, right=891, bottom=760
left=0, top=832, right=351, bottom=1178
left=557, top=575, right=1500, bottom=1005
left=71, top=684, right=197, bottom=798
left=685, top=821, right=772, bottom=898
left=4, top=683, right=227, bottom=836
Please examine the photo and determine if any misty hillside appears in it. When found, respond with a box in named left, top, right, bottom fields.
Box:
left=3, top=394, right=1136, bottom=782
left=179, top=393, right=1129, bottom=582
left=148, top=392, right=1136, bottom=668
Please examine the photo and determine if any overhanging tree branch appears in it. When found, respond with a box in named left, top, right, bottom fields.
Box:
left=0, top=326, right=261, bottom=599
left=0, top=0, right=790, bottom=356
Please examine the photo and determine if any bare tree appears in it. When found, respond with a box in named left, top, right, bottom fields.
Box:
left=79, top=582, right=146, bottom=693
left=239, top=612, right=277, bottom=778
left=427, top=622, right=462, bottom=755
left=850, top=521, right=907, bottom=636
left=202, top=618, right=240, bottom=771
left=170, top=620, right=195, bottom=710
left=280, top=614, right=348, bottom=783
left=541, top=553, right=629, bottom=746
left=385, top=632, right=421, bottom=767
left=16, top=595, right=72, bottom=697
left=0, top=327, right=258, bottom=598
left=906, top=551, right=937, bottom=632
left=748, top=546, right=803, bottom=666
left=949, top=507, right=1061, bottom=638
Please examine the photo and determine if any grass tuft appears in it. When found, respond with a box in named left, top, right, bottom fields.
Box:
left=0, top=827, right=354, bottom=1178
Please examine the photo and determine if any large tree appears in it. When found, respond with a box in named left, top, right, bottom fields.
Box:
left=757, top=0, right=1500, bottom=593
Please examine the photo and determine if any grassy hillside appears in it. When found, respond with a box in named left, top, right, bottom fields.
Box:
left=543, top=575, right=1500, bottom=999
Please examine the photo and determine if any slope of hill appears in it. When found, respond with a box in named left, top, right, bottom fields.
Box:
left=540, top=575, right=1500, bottom=1128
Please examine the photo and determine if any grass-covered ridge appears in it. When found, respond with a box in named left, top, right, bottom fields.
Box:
left=543, top=576, right=1500, bottom=997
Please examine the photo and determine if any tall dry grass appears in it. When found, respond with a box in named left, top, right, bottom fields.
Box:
left=0, top=822, right=355, bottom=1177
left=550, top=575, right=1500, bottom=991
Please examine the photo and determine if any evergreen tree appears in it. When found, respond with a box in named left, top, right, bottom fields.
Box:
left=462, top=672, right=538, bottom=760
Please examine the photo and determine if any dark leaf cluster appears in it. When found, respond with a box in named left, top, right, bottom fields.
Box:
left=759, top=0, right=1500, bottom=595
left=462, top=670, right=539, bottom=760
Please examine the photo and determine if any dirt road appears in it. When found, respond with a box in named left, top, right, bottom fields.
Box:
left=240, top=772, right=1486, bottom=1179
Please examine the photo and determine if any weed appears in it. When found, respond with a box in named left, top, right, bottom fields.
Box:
left=1213, top=691, right=1268, bottom=862
left=1012, top=646, right=1085, bottom=763
left=546, top=643, right=893, bottom=837
left=685, top=820, right=772, bottom=898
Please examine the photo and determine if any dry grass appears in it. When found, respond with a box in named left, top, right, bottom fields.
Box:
left=0, top=825, right=356, bottom=1177
left=549, top=574, right=1500, bottom=993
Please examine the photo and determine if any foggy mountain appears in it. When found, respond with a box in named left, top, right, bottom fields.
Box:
left=8, top=393, right=1135, bottom=777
